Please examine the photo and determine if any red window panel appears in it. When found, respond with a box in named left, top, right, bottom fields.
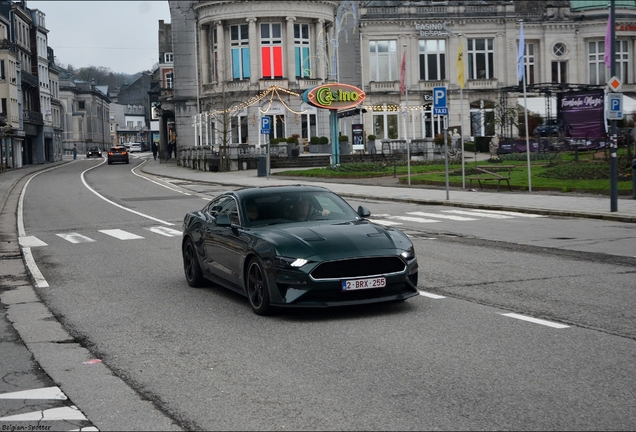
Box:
left=262, top=47, right=271, bottom=78
left=273, top=46, right=283, bottom=77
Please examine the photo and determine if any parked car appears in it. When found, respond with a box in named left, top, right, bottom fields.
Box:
left=86, top=146, right=102, bottom=158
left=128, top=143, right=142, bottom=153
left=533, top=119, right=572, bottom=137
left=181, top=185, right=419, bottom=315
left=107, top=146, right=129, bottom=165
left=141, top=142, right=151, bottom=152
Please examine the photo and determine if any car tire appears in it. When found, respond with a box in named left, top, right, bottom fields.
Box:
left=246, top=258, right=272, bottom=315
left=183, top=238, right=205, bottom=287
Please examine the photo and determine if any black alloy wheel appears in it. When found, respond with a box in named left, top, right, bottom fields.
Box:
left=246, top=258, right=271, bottom=315
left=183, top=238, right=205, bottom=287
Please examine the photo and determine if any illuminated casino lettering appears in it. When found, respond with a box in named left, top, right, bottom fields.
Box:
left=305, top=84, right=366, bottom=110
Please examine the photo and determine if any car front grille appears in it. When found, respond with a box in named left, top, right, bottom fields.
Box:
left=310, top=256, right=405, bottom=280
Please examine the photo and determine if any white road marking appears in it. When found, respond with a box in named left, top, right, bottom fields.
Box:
left=148, top=226, right=182, bottom=237
left=18, top=236, right=48, bottom=247
left=56, top=233, right=96, bottom=244
left=407, top=211, right=477, bottom=221
left=370, top=220, right=403, bottom=226
left=443, top=209, right=515, bottom=219
left=419, top=291, right=446, bottom=299
left=0, top=405, right=87, bottom=421
left=0, top=386, right=67, bottom=400
left=21, top=247, right=49, bottom=288
left=501, top=313, right=569, bottom=329
left=133, top=160, right=192, bottom=195
left=471, top=209, right=547, bottom=218
left=99, top=229, right=144, bottom=240
left=391, top=216, right=441, bottom=223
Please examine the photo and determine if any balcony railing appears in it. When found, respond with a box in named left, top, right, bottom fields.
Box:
left=23, top=110, right=43, bottom=124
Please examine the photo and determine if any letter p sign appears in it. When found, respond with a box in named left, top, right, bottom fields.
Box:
left=433, top=87, right=447, bottom=109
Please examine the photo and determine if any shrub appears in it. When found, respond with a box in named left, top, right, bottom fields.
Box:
left=286, top=136, right=299, bottom=144
left=339, top=135, right=349, bottom=142
left=310, top=136, right=320, bottom=144
left=319, top=136, right=329, bottom=144
left=368, top=134, right=377, bottom=141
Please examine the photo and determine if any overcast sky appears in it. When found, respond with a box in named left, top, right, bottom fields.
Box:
left=28, top=1, right=171, bottom=75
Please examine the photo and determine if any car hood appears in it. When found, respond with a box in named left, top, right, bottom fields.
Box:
left=255, top=220, right=411, bottom=259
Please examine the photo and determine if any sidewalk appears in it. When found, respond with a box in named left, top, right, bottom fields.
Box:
left=140, top=159, right=636, bottom=223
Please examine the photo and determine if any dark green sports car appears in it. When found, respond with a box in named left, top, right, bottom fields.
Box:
left=181, top=185, right=419, bottom=315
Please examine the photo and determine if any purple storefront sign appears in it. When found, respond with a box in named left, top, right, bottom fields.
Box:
left=558, top=90, right=606, bottom=139
left=498, top=138, right=606, bottom=154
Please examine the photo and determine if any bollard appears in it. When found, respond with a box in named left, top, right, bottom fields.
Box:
left=393, top=156, right=397, bottom=178
left=632, top=158, right=636, bottom=199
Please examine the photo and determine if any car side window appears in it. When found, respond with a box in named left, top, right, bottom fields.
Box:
left=207, top=196, right=239, bottom=225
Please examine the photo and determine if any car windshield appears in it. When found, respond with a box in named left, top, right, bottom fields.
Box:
left=240, top=190, right=359, bottom=227
left=545, top=119, right=560, bottom=126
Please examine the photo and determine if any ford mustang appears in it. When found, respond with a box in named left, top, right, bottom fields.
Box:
left=181, top=185, right=419, bottom=315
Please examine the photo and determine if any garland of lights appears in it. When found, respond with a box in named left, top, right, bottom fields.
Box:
left=203, top=85, right=308, bottom=118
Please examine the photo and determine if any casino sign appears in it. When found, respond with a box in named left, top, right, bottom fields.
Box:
left=303, top=84, right=366, bottom=110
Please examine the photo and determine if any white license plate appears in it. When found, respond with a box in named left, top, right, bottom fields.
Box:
left=341, top=276, right=386, bottom=291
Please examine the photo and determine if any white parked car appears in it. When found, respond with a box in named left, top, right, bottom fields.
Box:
left=128, top=143, right=142, bottom=153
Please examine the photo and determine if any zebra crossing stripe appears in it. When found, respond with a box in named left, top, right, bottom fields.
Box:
left=443, top=210, right=515, bottom=219
left=0, top=386, right=66, bottom=400
left=19, top=235, right=48, bottom=247
left=407, top=211, right=477, bottom=221
left=99, top=229, right=144, bottom=240
left=370, top=220, right=403, bottom=226
left=471, top=209, right=546, bottom=218
left=390, top=216, right=440, bottom=223
left=147, top=226, right=182, bottom=237
left=0, top=405, right=87, bottom=421
left=56, top=233, right=96, bottom=244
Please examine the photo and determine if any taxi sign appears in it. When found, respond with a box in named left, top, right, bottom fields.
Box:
left=608, top=76, right=622, bottom=92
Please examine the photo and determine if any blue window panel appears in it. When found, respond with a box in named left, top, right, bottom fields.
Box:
left=242, top=48, right=250, bottom=78
left=295, top=47, right=301, bottom=77
left=232, top=49, right=241, bottom=79
left=302, top=47, right=310, bottom=77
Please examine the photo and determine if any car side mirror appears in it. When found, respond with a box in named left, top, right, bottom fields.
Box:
left=357, top=205, right=371, bottom=218
left=215, top=214, right=232, bottom=227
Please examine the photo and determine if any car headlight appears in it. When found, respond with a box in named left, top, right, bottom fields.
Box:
left=400, top=246, right=415, bottom=261
left=270, top=256, right=308, bottom=269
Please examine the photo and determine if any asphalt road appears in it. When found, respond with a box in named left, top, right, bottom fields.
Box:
left=5, top=157, right=636, bottom=430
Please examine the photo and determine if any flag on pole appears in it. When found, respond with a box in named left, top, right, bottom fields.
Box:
left=456, top=38, right=465, bottom=89
left=400, top=51, right=406, bottom=95
left=604, top=7, right=613, bottom=67
left=517, top=22, right=525, bottom=82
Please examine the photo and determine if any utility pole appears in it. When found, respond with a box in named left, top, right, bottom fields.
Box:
left=610, top=0, right=618, bottom=212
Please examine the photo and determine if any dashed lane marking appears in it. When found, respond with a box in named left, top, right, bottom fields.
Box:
left=419, top=291, right=446, bottom=299
left=501, top=313, right=569, bottom=329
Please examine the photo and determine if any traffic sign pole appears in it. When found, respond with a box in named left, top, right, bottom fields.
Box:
left=609, top=0, right=618, bottom=212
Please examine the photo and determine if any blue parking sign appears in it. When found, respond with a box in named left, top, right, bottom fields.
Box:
left=433, top=87, right=447, bottom=109
left=261, top=117, right=271, bottom=134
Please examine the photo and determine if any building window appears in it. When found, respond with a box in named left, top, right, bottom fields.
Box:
left=211, top=28, right=218, bottom=82
left=164, top=52, right=173, bottom=63
left=166, top=72, right=173, bottom=89
left=588, top=40, right=606, bottom=85
left=467, top=38, right=494, bottom=80
left=553, top=42, right=566, bottom=57
left=615, top=40, right=629, bottom=83
left=0, top=60, right=4, bottom=80
left=265, top=114, right=286, bottom=139
left=78, top=101, right=85, bottom=110
left=260, top=23, right=283, bottom=79
left=369, top=40, right=398, bottom=82
left=372, top=104, right=399, bottom=139
left=231, top=24, right=250, bottom=80
left=301, top=112, right=317, bottom=139
left=551, top=61, right=567, bottom=83
left=520, top=42, right=535, bottom=84
left=418, top=39, right=446, bottom=81
left=231, top=115, right=248, bottom=144
left=294, top=23, right=311, bottom=78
